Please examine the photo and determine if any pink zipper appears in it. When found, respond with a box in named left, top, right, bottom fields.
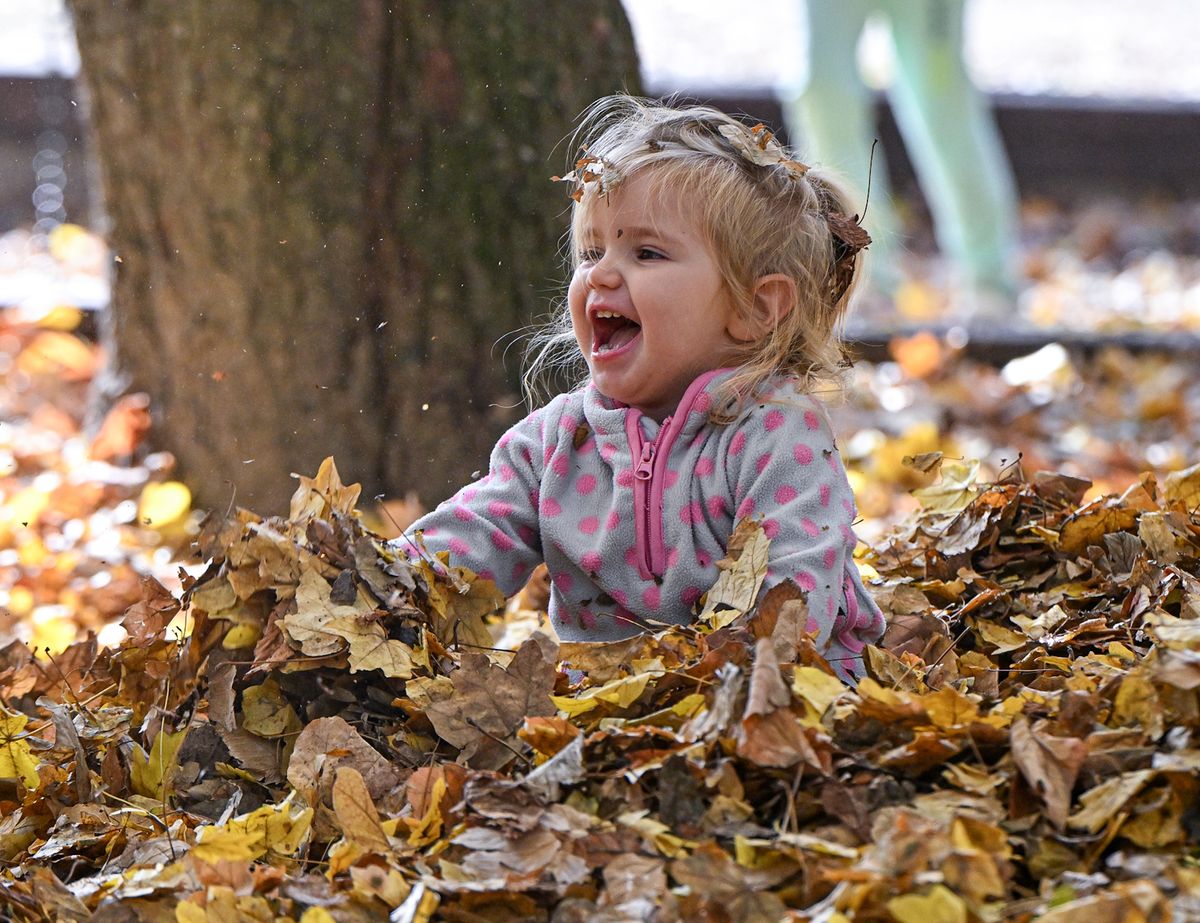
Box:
left=624, top=370, right=727, bottom=580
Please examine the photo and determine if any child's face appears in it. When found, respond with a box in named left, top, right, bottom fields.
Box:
left=568, top=171, right=742, bottom=421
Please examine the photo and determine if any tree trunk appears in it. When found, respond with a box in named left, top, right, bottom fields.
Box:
left=67, top=1, right=639, bottom=513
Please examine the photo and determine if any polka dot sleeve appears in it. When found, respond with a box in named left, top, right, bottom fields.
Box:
left=401, top=406, right=548, bottom=596
left=727, top=395, right=884, bottom=677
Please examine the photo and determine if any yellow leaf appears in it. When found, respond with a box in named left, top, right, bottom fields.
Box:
left=332, top=766, right=390, bottom=852
left=792, top=667, right=846, bottom=719
left=886, top=884, right=967, bottom=923
left=138, top=481, right=192, bottom=529
left=1164, top=461, right=1200, bottom=507
left=282, top=568, right=371, bottom=657
left=922, top=685, right=980, bottom=729
left=325, top=615, right=415, bottom=679
left=289, top=456, right=362, bottom=522
left=406, top=776, right=446, bottom=847
left=299, top=909, right=338, bottom=923
left=617, top=810, right=695, bottom=858
left=912, top=459, right=979, bottom=513
left=0, top=708, right=41, bottom=790
left=221, top=622, right=262, bottom=649
left=700, top=519, right=770, bottom=628
left=193, top=795, right=313, bottom=863
left=174, top=901, right=206, bottom=923
left=242, top=678, right=302, bottom=738
left=129, top=728, right=187, bottom=800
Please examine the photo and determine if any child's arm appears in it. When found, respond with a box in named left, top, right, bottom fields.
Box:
left=400, top=408, right=546, bottom=595
left=728, top=396, right=885, bottom=673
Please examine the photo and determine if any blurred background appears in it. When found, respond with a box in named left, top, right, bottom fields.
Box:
left=1, top=0, right=1199, bottom=649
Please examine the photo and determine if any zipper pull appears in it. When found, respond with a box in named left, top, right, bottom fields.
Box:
left=635, top=442, right=654, bottom=480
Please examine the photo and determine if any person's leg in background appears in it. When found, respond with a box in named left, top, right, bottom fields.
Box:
left=779, top=0, right=903, bottom=293
left=884, top=0, right=1020, bottom=315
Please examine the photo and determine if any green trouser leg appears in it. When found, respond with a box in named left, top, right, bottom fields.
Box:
left=781, top=0, right=1020, bottom=308
left=779, top=0, right=903, bottom=291
left=884, top=0, right=1019, bottom=300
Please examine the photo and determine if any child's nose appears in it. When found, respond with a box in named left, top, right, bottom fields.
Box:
left=586, top=255, right=621, bottom=288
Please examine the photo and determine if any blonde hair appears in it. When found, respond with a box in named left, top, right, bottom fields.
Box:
left=524, top=94, right=868, bottom=413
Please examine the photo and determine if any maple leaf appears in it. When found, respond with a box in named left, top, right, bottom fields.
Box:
left=0, top=708, right=42, bottom=791
left=426, top=634, right=558, bottom=769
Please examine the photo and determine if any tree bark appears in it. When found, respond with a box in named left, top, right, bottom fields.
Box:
left=67, top=1, right=639, bottom=513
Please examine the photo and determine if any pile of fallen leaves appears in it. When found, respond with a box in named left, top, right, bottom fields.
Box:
left=1, top=455, right=1199, bottom=922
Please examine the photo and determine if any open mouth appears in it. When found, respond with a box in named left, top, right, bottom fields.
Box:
left=591, top=311, right=642, bottom=357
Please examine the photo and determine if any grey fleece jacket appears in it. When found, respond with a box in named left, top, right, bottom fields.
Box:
left=403, top=369, right=883, bottom=679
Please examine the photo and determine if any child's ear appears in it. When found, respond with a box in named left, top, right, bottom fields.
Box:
left=727, top=274, right=797, bottom=342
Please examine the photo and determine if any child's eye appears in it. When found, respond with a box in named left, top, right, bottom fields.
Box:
left=578, top=248, right=602, bottom=264
left=637, top=248, right=665, bottom=260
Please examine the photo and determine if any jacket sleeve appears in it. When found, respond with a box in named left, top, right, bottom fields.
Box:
left=400, top=407, right=547, bottom=597
left=726, top=394, right=884, bottom=677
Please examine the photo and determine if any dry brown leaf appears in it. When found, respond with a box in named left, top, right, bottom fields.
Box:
left=332, top=766, right=390, bottom=853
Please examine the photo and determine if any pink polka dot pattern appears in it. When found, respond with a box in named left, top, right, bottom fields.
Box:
left=680, top=501, right=704, bottom=524
left=490, top=529, right=515, bottom=551
left=403, top=372, right=884, bottom=672
left=478, top=569, right=496, bottom=582
left=805, top=617, right=820, bottom=634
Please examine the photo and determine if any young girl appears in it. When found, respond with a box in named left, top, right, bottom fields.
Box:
left=403, top=96, right=884, bottom=678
